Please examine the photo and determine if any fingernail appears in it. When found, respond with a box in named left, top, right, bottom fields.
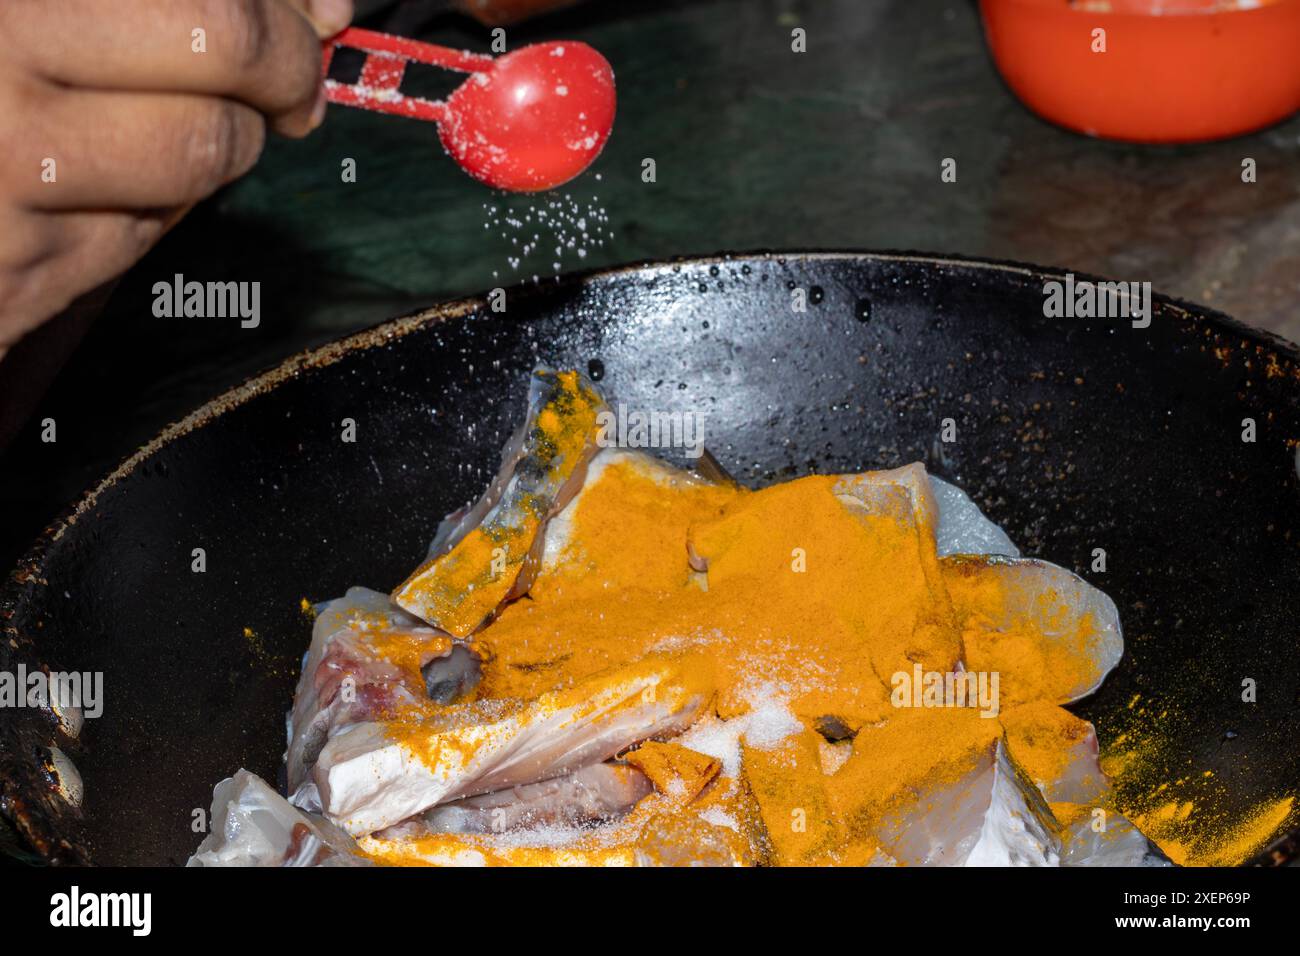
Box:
left=310, top=84, right=329, bottom=129
left=310, top=0, right=354, bottom=37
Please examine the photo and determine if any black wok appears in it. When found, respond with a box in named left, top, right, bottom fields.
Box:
left=2, top=252, right=1298, bottom=866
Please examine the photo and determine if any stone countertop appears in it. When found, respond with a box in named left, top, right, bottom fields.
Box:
left=2, top=0, right=1298, bottom=567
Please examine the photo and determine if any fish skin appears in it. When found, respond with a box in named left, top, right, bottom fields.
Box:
left=392, top=368, right=608, bottom=637
left=314, top=655, right=714, bottom=837
left=928, top=474, right=1021, bottom=558
left=188, top=770, right=369, bottom=867
left=1061, top=813, right=1173, bottom=867
left=877, top=739, right=1062, bottom=867
left=941, top=554, right=1124, bottom=704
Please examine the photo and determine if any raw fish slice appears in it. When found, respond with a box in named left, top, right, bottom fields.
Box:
left=1061, top=813, right=1172, bottom=866
left=877, top=740, right=1061, bottom=867
left=187, top=769, right=369, bottom=867
left=393, top=368, right=607, bottom=637
left=314, top=655, right=714, bottom=836
left=830, top=462, right=961, bottom=674
left=942, top=554, right=1123, bottom=704
left=539, top=447, right=718, bottom=575
left=624, top=741, right=721, bottom=805
left=999, top=703, right=1168, bottom=865
left=285, top=587, right=473, bottom=796
left=929, top=475, right=1020, bottom=558
left=399, top=762, right=652, bottom=835
left=631, top=810, right=755, bottom=866
left=742, top=730, right=844, bottom=865
left=830, top=464, right=949, bottom=609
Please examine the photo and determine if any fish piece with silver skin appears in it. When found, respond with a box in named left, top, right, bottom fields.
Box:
left=285, top=587, right=481, bottom=805
left=188, top=769, right=370, bottom=867
left=392, top=368, right=608, bottom=638
left=1007, top=711, right=1171, bottom=867
left=921, top=468, right=1163, bottom=864
left=313, top=655, right=714, bottom=837
left=876, top=739, right=1062, bottom=867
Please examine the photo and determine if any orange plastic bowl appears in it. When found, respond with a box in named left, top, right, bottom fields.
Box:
left=979, top=0, right=1300, bottom=143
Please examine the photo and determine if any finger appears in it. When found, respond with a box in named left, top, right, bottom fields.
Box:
left=7, top=0, right=334, bottom=136
left=14, top=89, right=266, bottom=210
left=283, top=0, right=355, bottom=38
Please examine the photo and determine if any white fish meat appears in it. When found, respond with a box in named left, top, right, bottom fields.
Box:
left=313, top=655, right=713, bottom=836
left=1062, top=814, right=1172, bottom=866
left=285, top=587, right=476, bottom=801
left=1006, top=709, right=1170, bottom=867
left=540, top=446, right=718, bottom=573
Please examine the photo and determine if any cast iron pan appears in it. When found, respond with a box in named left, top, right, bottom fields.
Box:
left=2, top=252, right=1298, bottom=866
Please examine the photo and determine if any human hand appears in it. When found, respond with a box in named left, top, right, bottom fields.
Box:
left=0, top=0, right=353, bottom=361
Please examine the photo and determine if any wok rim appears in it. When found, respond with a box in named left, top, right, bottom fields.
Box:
left=3, top=248, right=1298, bottom=866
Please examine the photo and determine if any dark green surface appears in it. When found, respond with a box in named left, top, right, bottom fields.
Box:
left=3, top=0, right=1299, bottom=563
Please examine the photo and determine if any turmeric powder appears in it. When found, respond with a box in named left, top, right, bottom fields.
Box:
left=367, top=433, right=1262, bottom=866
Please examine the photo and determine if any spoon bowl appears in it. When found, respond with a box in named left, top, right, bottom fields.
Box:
left=441, top=41, right=616, bottom=192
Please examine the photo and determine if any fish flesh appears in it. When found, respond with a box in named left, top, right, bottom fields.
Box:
left=1001, top=702, right=1169, bottom=867
left=284, top=587, right=478, bottom=803
left=392, top=368, right=607, bottom=637
left=540, top=446, right=722, bottom=574
left=188, top=770, right=369, bottom=867
left=312, top=654, right=714, bottom=836
left=1062, top=814, right=1172, bottom=867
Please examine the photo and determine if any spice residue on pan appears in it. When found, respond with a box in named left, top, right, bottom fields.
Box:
left=1099, top=692, right=1298, bottom=866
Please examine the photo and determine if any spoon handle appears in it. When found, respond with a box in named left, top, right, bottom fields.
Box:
left=321, top=27, right=494, bottom=123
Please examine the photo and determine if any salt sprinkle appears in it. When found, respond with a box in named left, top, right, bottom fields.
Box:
left=480, top=190, right=613, bottom=278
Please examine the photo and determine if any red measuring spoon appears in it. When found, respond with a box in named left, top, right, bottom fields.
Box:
left=322, top=28, right=616, bottom=192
